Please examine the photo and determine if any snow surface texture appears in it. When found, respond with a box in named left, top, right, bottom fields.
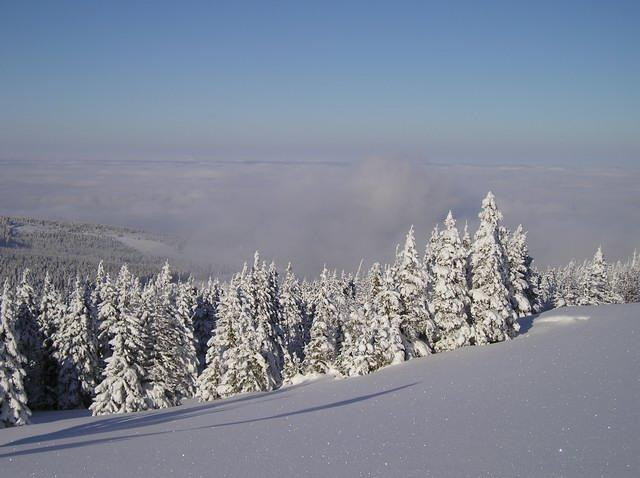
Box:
left=1, top=304, right=638, bottom=477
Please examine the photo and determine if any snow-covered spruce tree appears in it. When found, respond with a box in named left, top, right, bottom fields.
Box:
left=246, top=253, right=284, bottom=390
left=613, top=253, right=640, bottom=303
left=90, top=279, right=149, bottom=415
left=337, top=294, right=376, bottom=377
left=303, top=268, right=340, bottom=374
left=300, top=279, right=316, bottom=346
left=175, top=278, right=199, bottom=398
left=146, top=262, right=185, bottom=408
left=0, top=279, right=31, bottom=427
left=279, top=263, right=306, bottom=380
left=54, top=276, right=101, bottom=409
left=89, top=261, right=107, bottom=346
left=469, top=192, right=518, bottom=344
left=579, top=247, right=619, bottom=305
left=505, top=225, right=536, bottom=317
left=14, top=268, right=46, bottom=409
left=537, top=268, right=558, bottom=312
left=97, top=271, right=119, bottom=362
left=217, top=272, right=271, bottom=397
left=37, top=272, right=63, bottom=409
left=364, top=263, right=405, bottom=370
left=554, top=261, right=580, bottom=307
left=193, top=278, right=221, bottom=374
left=423, top=224, right=440, bottom=296
left=393, top=226, right=435, bottom=356
left=196, top=276, right=240, bottom=401
left=430, top=212, right=473, bottom=352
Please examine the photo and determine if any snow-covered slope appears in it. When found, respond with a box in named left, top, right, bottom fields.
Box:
left=1, top=304, right=638, bottom=477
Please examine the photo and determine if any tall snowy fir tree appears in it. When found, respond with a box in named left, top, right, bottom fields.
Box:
left=370, top=265, right=405, bottom=368
left=247, top=253, right=284, bottom=390
left=0, top=280, right=31, bottom=427
left=175, top=278, right=199, bottom=398
left=554, top=261, right=581, bottom=307
left=505, top=225, right=538, bottom=317
left=146, top=262, right=185, bottom=408
left=14, top=268, right=45, bottom=409
left=430, top=212, right=473, bottom=352
left=303, top=268, right=340, bottom=374
left=580, top=247, right=619, bottom=305
left=613, top=252, right=640, bottom=303
left=337, top=296, right=376, bottom=377
left=217, top=271, right=272, bottom=397
left=193, top=278, right=220, bottom=374
left=279, top=263, right=306, bottom=380
left=90, top=280, right=149, bottom=415
left=300, top=279, right=316, bottom=346
left=97, top=272, right=119, bottom=362
left=393, top=226, right=434, bottom=356
left=38, top=272, right=63, bottom=409
left=53, top=276, right=101, bottom=409
left=469, top=192, right=518, bottom=344
left=423, top=224, right=440, bottom=295
left=197, top=276, right=240, bottom=401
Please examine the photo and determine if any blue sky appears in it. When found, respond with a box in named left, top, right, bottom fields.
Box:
left=1, top=1, right=639, bottom=165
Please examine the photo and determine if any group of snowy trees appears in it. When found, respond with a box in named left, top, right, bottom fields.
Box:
left=1, top=192, right=638, bottom=428
left=538, top=247, right=638, bottom=309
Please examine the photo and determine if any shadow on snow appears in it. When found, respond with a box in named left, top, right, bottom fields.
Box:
left=0, top=382, right=416, bottom=459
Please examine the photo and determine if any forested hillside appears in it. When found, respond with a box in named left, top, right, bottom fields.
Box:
left=0, top=216, right=227, bottom=289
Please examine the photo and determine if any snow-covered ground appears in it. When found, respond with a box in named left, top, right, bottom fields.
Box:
left=1, top=304, right=638, bottom=477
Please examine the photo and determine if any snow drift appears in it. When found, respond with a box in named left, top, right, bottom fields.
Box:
left=1, top=304, right=638, bottom=477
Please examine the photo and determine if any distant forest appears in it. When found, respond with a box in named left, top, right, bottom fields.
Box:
left=0, top=216, right=229, bottom=290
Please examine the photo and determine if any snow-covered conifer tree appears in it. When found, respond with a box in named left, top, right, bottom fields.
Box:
left=370, top=265, right=405, bottom=368
left=393, top=226, right=434, bottom=356
left=54, top=276, right=101, bottom=408
left=0, top=280, right=31, bottom=427
left=423, top=224, right=440, bottom=295
left=505, top=225, right=535, bottom=317
left=280, top=263, right=306, bottom=360
left=38, top=273, right=62, bottom=409
left=193, top=278, right=220, bottom=374
left=554, top=261, right=580, bottom=307
left=300, top=279, right=316, bottom=345
left=580, top=247, right=618, bottom=305
left=90, top=280, right=149, bottom=415
left=430, top=212, right=473, bottom=352
left=337, top=298, right=375, bottom=377
left=97, top=272, right=119, bottom=361
left=303, top=268, right=340, bottom=374
left=216, top=271, right=271, bottom=397
left=279, top=263, right=306, bottom=380
left=146, top=262, right=185, bottom=408
left=469, top=192, right=518, bottom=344
left=196, top=276, right=239, bottom=401
left=175, top=278, right=199, bottom=397
left=247, top=253, right=284, bottom=389
left=14, top=269, right=45, bottom=408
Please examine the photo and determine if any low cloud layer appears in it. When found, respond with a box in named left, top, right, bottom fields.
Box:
left=1, top=158, right=638, bottom=277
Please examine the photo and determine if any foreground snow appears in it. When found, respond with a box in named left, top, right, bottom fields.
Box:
left=1, top=304, right=638, bottom=477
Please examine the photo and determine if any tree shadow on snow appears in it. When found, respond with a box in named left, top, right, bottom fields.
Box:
left=0, top=382, right=416, bottom=459
left=1, top=381, right=314, bottom=450
left=517, top=313, right=540, bottom=336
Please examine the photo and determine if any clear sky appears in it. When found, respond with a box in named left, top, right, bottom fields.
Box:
left=1, top=0, right=639, bottom=165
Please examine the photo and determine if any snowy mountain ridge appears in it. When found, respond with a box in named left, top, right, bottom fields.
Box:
left=1, top=303, right=638, bottom=478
